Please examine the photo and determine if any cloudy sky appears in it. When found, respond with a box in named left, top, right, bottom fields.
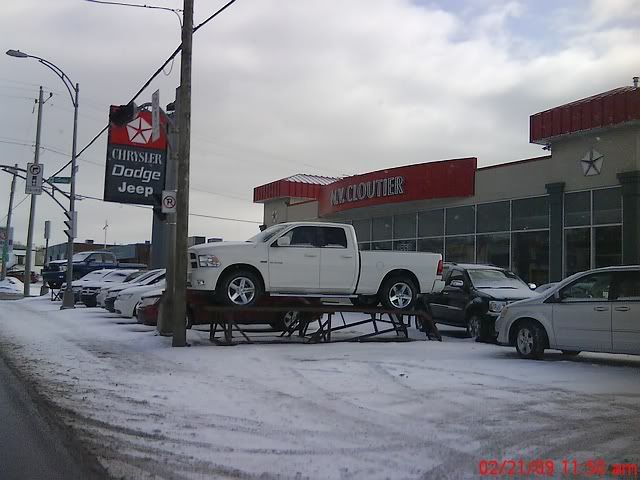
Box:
left=1, top=0, right=638, bottom=248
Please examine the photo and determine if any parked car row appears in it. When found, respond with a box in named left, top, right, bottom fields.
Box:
left=423, top=262, right=640, bottom=360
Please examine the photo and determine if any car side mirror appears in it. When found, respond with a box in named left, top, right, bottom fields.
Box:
left=528, top=283, right=537, bottom=290
left=450, top=279, right=464, bottom=288
left=276, top=236, right=291, bottom=247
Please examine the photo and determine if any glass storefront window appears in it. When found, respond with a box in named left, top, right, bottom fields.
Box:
left=393, top=213, right=416, bottom=239
left=512, top=230, right=549, bottom=285
left=564, top=191, right=591, bottom=227
left=418, top=237, right=443, bottom=255
left=512, top=196, right=549, bottom=230
left=372, top=217, right=392, bottom=241
left=371, top=241, right=392, bottom=251
left=477, top=201, right=510, bottom=233
left=445, top=236, right=474, bottom=263
left=358, top=242, right=371, bottom=251
left=418, top=209, right=444, bottom=237
left=393, top=240, right=416, bottom=251
left=593, top=188, right=622, bottom=225
left=446, top=206, right=475, bottom=235
left=476, top=233, right=510, bottom=269
left=352, top=219, right=371, bottom=242
left=565, top=228, right=590, bottom=277
left=595, top=225, right=622, bottom=268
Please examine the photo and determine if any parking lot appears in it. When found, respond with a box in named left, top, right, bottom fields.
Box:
left=0, top=296, right=639, bottom=479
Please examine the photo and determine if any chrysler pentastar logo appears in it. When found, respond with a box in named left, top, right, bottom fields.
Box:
left=126, top=116, right=153, bottom=144
left=580, top=148, right=603, bottom=176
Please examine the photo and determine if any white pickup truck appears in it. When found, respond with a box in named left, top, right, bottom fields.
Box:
left=188, top=222, right=443, bottom=310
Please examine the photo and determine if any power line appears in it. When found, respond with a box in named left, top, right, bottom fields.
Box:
left=48, top=0, right=238, bottom=180
left=0, top=195, right=29, bottom=224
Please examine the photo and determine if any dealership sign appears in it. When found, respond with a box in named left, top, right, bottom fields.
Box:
left=330, top=176, right=405, bottom=206
left=318, top=158, right=477, bottom=216
left=104, top=108, right=167, bottom=206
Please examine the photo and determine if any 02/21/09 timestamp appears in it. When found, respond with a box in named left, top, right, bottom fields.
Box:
left=478, top=458, right=639, bottom=477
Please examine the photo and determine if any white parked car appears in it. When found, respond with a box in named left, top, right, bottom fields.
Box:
left=496, top=266, right=640, bottom=359
left=98, top=269, right=165, bottom=310
left=188, top=222, right=443, bottom=310
left=63, top=269, right=117, bottom=302
left=80, top=269, right=144, bottom=307
left=115, top=280, right=166, bottom=317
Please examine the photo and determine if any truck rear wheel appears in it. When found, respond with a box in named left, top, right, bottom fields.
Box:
left=217, top=269, right=262, bottom=307
left=380, top=276, right=417, bottom=311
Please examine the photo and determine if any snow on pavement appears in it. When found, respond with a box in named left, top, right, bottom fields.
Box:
left=0, top=296, right=639, bottom=479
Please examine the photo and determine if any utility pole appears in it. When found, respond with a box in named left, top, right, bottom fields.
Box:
left=158, top=89, right=179, bottom=336
left=1, top=164, right=18, bottom=281
left=173, top=0, right=193, bottom=347
left=24, top=86, right=44, bottom=297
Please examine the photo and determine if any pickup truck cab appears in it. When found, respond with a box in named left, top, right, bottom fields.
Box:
left=42, top=250, right=146, bottom=288
left=188, top=222, right=443, bottom=310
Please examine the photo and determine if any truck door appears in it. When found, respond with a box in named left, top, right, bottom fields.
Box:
left=268, top=226, right=321, bottom=292
left=318, top=226, right=357, bottom=293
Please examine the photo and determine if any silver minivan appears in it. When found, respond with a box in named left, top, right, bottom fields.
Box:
left=495, top=266, right=640, bottom=359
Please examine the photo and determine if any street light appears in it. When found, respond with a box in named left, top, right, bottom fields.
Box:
left=6, top=49, right=80, bottom=309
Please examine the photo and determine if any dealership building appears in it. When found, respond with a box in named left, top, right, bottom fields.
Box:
left=254, top=83, right=640, bottom=286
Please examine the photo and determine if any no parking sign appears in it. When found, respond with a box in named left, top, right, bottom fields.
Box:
left=162, top=190, right=177, bottom=214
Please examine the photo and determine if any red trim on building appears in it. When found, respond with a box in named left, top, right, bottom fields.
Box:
left=253, top=174, right=338, bottom=203
left=317, top=158, right=476, bottom=216
left=530, top=86, right=640, bottom=144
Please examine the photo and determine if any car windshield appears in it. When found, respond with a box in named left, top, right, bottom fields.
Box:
left=102, top=271, right=130, bottom=283
left=124, top=271, right=145, bottom=282
left=468, top=269, right=528, bottom=288
left=247, top=225, right=287, bottom=243
left=71, top=252, right=93, bottom=262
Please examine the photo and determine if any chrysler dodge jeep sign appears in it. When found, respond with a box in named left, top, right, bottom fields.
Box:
left=104, top=107, right=167, bottom=206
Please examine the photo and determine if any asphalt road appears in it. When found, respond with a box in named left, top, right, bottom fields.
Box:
left=0, top=355, right=105, bottom=480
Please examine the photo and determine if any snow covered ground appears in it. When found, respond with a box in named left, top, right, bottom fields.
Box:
left=0, top=296, right=639, bottom=479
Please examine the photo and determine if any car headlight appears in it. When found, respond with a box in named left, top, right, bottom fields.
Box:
left=118, top=293, right=133, bottom=300
left=489, top=301, right=507, bottom=313
left=198, top=255, right=221, bottom=267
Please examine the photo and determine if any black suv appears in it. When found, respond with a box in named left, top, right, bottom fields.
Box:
left=425, top=263, right=538, bottom=342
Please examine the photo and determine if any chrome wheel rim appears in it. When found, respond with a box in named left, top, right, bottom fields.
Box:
left=469, top=317, right=480, bottom=338
left=389, top=282, right=412, bottom=309
left=283, top=311, right=299, bottom=329
left=517, top=327, right=534, bottom=355
left=228, top=277, right=256, bottom=305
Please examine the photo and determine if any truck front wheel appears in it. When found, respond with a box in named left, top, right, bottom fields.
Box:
left=217, top=270, right=263, bottom=307
left=380, top=276, right=417, bottom=311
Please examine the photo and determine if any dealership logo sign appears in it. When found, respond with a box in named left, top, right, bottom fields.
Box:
left=580, top=148, right=603, bottom=176
left=330, top=176, right=405, bottom=206
left=104, top=107, right=167, bottom=206
left=126, top=116, right=154, bottom=144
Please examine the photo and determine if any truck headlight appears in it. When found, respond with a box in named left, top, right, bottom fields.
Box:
left=59, top=265, right=67, bottom=272
left=489, top=301, right=507, bottom=313
left=198, top=255, right=221, bottom=267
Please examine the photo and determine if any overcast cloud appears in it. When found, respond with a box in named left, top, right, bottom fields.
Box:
left=1, top=0, right=638, bottom=248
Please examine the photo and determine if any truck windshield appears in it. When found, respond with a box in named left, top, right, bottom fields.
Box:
left=247, top=225, right=287, bottom=243
left=71, top=252, right=93, bottom=262
left=468, top=269, right=528, bottom=289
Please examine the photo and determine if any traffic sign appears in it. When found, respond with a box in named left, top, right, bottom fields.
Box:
left=51, top=176, right=71, bottom=184
left=161, top=190, right=177, bottom=214
left=25, top=163, right=44, bottom=195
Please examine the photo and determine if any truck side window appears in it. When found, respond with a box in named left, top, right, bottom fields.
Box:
left=88, top=253, right=102, bottom=263
left=319, top=227, right=348, bottom=248
left=103, top=255, right=116, bottom=265
left=282, top=226, right=318, bottom=247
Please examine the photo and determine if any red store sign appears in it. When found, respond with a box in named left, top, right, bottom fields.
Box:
left=318, top=157, right=477, bottom=216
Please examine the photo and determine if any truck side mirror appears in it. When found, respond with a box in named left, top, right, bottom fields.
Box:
left=450, top=279, right=464, bottom=288
left=276, top=236, right=291, bottom=247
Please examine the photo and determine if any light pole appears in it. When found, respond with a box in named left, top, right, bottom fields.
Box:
left=6, top=49, right=80, bottom=309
